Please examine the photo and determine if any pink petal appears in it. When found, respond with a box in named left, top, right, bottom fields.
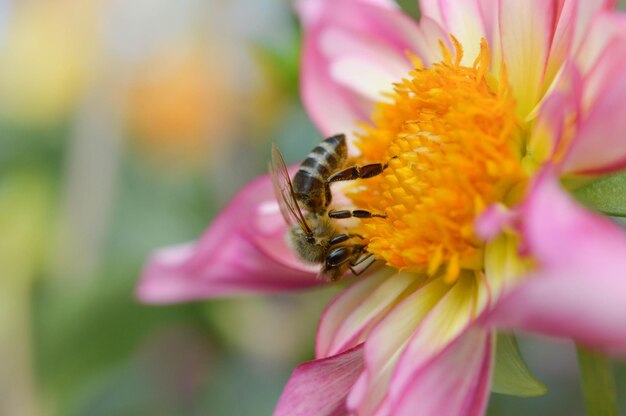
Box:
left=578, top=15, right=626, bottom=110
left=298, top=0, right=443, bottom=136
left=421, top=0, right=487, bottom=65
left=545, top=0, right=615, bottom=86
left=418, top=0, right=444, bottom=24
left=346, top=278, right=451, bottom=415
left=563, top=36, right=626, bottom=174
left=498, top=0, right=556, bottom=116
left=274, top=344, right=365, bottom=416
left=325, top=36, right=411, bottom=103
left=296, top=0, right=398, bottom=28
left=474, top=203, right=517, bottom=242
left=417, top=16, right=454, bottom=65
left=521, top=168, right=626, bottom=282
left=137, top=173, right=320, bottom=304
left=569, top=1, right=617, bottom=55
left=542, top=0, right=577, bottom=87
left=477, top=0, right=503, bottom=72
left=488, top=169, right=626, bottom=355
left=390, top=328, right=493, bottom=416
left=575, top=10, right=626, bottom=75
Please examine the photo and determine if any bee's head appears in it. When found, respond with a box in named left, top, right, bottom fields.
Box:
left=305, top=233, right=316, bottom=244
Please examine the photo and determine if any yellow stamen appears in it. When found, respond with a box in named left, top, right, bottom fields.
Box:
left=349, top=39, right=526, bottom=282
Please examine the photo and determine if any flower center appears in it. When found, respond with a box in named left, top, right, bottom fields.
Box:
left=348, top=39, right=526, bottom=282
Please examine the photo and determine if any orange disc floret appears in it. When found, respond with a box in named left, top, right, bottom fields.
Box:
left=349, top=38, right=526, bottom=282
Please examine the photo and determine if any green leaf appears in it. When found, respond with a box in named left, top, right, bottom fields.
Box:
left=576, top=345, right=617, bottom=416
left=491, top=332, right=548, bottom=397
left=395, top=0, right=421, bottom=20
left=573, top=171, right=626, bottom=217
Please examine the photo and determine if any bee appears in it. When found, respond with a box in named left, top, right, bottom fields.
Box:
left=269, top=134, right=390, bottom=281
left=291, top=134, right=390, bottom=220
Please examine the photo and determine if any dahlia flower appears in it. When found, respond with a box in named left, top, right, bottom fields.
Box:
left=137, top=0, right=626, bottom=414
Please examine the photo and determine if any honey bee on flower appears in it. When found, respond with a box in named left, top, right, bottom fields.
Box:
left=270, top=134, right=395, bottom=281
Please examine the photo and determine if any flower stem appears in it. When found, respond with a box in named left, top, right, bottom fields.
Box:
left=576, top=345, right=617, bottom=416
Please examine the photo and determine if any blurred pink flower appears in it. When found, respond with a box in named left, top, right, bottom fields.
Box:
left=138, top=0, right=626, bottom=414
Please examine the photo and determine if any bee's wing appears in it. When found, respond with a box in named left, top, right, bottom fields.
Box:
left=269, top=143, right=312, bottom=234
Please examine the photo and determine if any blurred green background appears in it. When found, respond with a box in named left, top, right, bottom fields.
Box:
left=0, top=0, right=624, bottom=415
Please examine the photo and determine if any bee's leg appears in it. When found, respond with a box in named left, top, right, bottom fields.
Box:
left=328, top=209, right=387, bottom=219
left=353, top=252, right=374, bottom=266
left=323, top=157, right=397, bottom=208
left=349, top=254, right=376, bottom=276
left=326, top=156, right=397, bottom=185
left=328, top=157, right=397, bottom=183
left=328, top=233, right=365, bottom=247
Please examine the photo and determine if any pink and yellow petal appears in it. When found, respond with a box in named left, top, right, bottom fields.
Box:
left=488, top=170, right=626, bottom=355
left=274, top=344, right=365, bottom=416
left=483, top=233, right=527, bottom=308
left=390, top=328, right=493, bottom=416
left=525, top=60, right=584, bottom=174
left=527, top=91, right=569, bottom=170
left=324, top=271, right=421, bottom=357
left=316, top=270, right=391, bottom=358
left=346, top=278, right=451, bottom=415
left=416, top=16, right=454, bottom=65
left=388, top=273, right=481, bottom=405
left=478, top=0, right=502, bottom=71
left=498, top=0, right=556, bottom=116
left=437, top=0, right=487, bottom=64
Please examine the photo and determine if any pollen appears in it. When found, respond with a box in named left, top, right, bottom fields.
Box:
left=349, top=38, right=526, bottom=282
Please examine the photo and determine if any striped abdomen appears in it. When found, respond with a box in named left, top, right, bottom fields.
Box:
left=293, top=134, right=348, bottom=214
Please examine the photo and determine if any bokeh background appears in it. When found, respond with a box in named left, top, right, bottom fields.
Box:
left=1, top=0, right=625, bottom=415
